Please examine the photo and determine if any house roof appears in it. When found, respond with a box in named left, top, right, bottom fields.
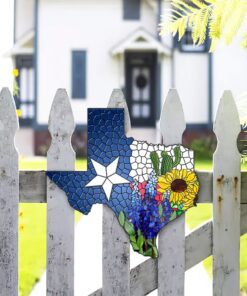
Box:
left=110, top=28, right=171, bottom=56
left=7, top=30, right=34, bottom=56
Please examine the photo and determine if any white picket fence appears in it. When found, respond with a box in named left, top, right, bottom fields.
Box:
left=0, top=87, right=246, bottom=296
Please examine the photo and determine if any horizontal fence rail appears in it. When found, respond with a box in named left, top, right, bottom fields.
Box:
left=19, top=170, right=247, bottom=204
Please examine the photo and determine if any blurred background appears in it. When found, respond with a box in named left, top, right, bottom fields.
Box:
left=0, top=0, right=246, bottom=295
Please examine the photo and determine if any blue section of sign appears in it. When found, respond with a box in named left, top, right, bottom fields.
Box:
left=47, top=109, right=134, bottom=215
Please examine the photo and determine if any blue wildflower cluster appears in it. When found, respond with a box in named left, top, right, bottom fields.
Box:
left=129, top=188, right=172, bottom=240
left=120, top=174, right=175, bottom=257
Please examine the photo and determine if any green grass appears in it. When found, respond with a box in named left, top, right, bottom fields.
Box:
left=19, top=157, right=87, bottom=171
left=19, top=157, right=247, bottom=295
left=185, top=158, right=247, bottom=292
left=19, top=204, right=46, bottom=296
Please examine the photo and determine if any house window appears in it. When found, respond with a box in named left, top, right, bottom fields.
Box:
left=72, top=50, right=86, bottom=99
left=123, top=0, right=140, bottom=20
left=178, top=28, right=208, bottom=52
left=15, top=55, right=35, bottom=126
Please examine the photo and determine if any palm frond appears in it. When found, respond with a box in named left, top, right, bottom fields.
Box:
left=160, top=0, right=247, bottom=51
left=223, top=1, right=247, bottom=44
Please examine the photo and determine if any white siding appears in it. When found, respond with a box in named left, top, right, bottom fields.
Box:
left=212, top=39, right=247, bottom=120
left=160, top=56, right=172, bottom=118
left=15, top=0, right=34, bottom=40
left=37, top=0, right=157, bottom=125
left=174, top=51, right=209, bottom=124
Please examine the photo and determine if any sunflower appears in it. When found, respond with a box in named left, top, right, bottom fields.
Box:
left=157, top=169, right=199, bottom=210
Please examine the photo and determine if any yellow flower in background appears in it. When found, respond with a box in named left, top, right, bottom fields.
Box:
left=16, top=109, right=22, bottom=118
left=157, top=169, right=199, bottom=210
left=12, top=68, right=19, bottom=77
left=19, top=224, right=25, bottom=231
left=13, top=69, right=20, bottom=96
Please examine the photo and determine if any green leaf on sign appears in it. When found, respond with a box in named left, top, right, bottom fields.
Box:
left=160, top=150, right=167, bottom=175
left=161, top=151, right=173, bottom=174
left=147, top=238, right=154, bottom=247
left=137, top=234, right=145, bottom=250
left=144, top=248, right=152, bottom=257
left=124, top=221, right=135, bottom=236
left=131, top=241, right=139, bottom=251
left=152, top=245, right=158, bottom=258
left=169, top=211, right=177, bottom=221
left=158, top=204, right=163, bottom=218
left=150, top=151, right=160, bottom=175
left=173, top=146, right=182, bottom=167
left=130, top=235, right=137, bottom=243
left=118, top=211, right=125, bottom=226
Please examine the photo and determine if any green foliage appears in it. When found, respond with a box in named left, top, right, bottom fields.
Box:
left=173, top=146, right=182, bottom=167
left=150, top=151, right=160, bottom=175
left=119, top=210, right=159, bottom=258
left=161, top=151, right=173, bottom=174
left=160, top=0, right=247, bottom=51
left=158, top=204, right=163, bottom=217
left=189, top=137, right=216, bottom=160
left=124, top=220, right=135, bottom=236
left=118, top=211, right=125, bottom=226
left=130, top=232, right=139, bottom=252
left=152, top=244, right=159, bottom=258
left=150, top=146, right=182, bottom=175
left=169, top=211, right=177, bottom=221
left=137, top=234, right=145, bottom=250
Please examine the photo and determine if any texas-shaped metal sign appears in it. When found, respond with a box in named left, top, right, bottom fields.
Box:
left=47, top=109, right=199, bottom=258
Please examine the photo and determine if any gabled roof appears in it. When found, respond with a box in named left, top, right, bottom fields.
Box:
left=110, top=27, right=171, bottom=56
left=7, top=30, right=34, bottom=56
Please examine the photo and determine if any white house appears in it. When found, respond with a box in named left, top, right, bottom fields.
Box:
left=10, top=0, right=247, bottom=155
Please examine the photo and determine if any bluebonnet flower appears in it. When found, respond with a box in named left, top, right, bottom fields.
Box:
left=136, top=197, right=162, bottom=239
left=145, top=171, right=157, bottom=197
left=128, top=179, right=173, bottom=239
left=160, top=191, right=173, bottom=222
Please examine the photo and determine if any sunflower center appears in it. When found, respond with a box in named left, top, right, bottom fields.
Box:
left=171, top=179, right=187, bottom=193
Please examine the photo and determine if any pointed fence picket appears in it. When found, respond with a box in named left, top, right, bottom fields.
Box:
left=101, top=89, right=132, bottom=296
left=158, top=89, right=186, bottom=296
left=213, top=91, right=241, bottom=295
left=0, top=88, right=19, bottom=296
left=47, top=89, right=75, bottom=295
left=0, top=87, right=246, bottom=296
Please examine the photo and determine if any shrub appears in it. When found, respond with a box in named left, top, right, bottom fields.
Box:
left=189, top=137, right=216, bottom=160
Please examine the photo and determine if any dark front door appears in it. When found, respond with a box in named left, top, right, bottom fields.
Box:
left=125, top=52, right=157, bottom=127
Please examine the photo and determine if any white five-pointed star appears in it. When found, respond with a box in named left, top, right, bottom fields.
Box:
left=85, top=157, right=130, bottom=200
